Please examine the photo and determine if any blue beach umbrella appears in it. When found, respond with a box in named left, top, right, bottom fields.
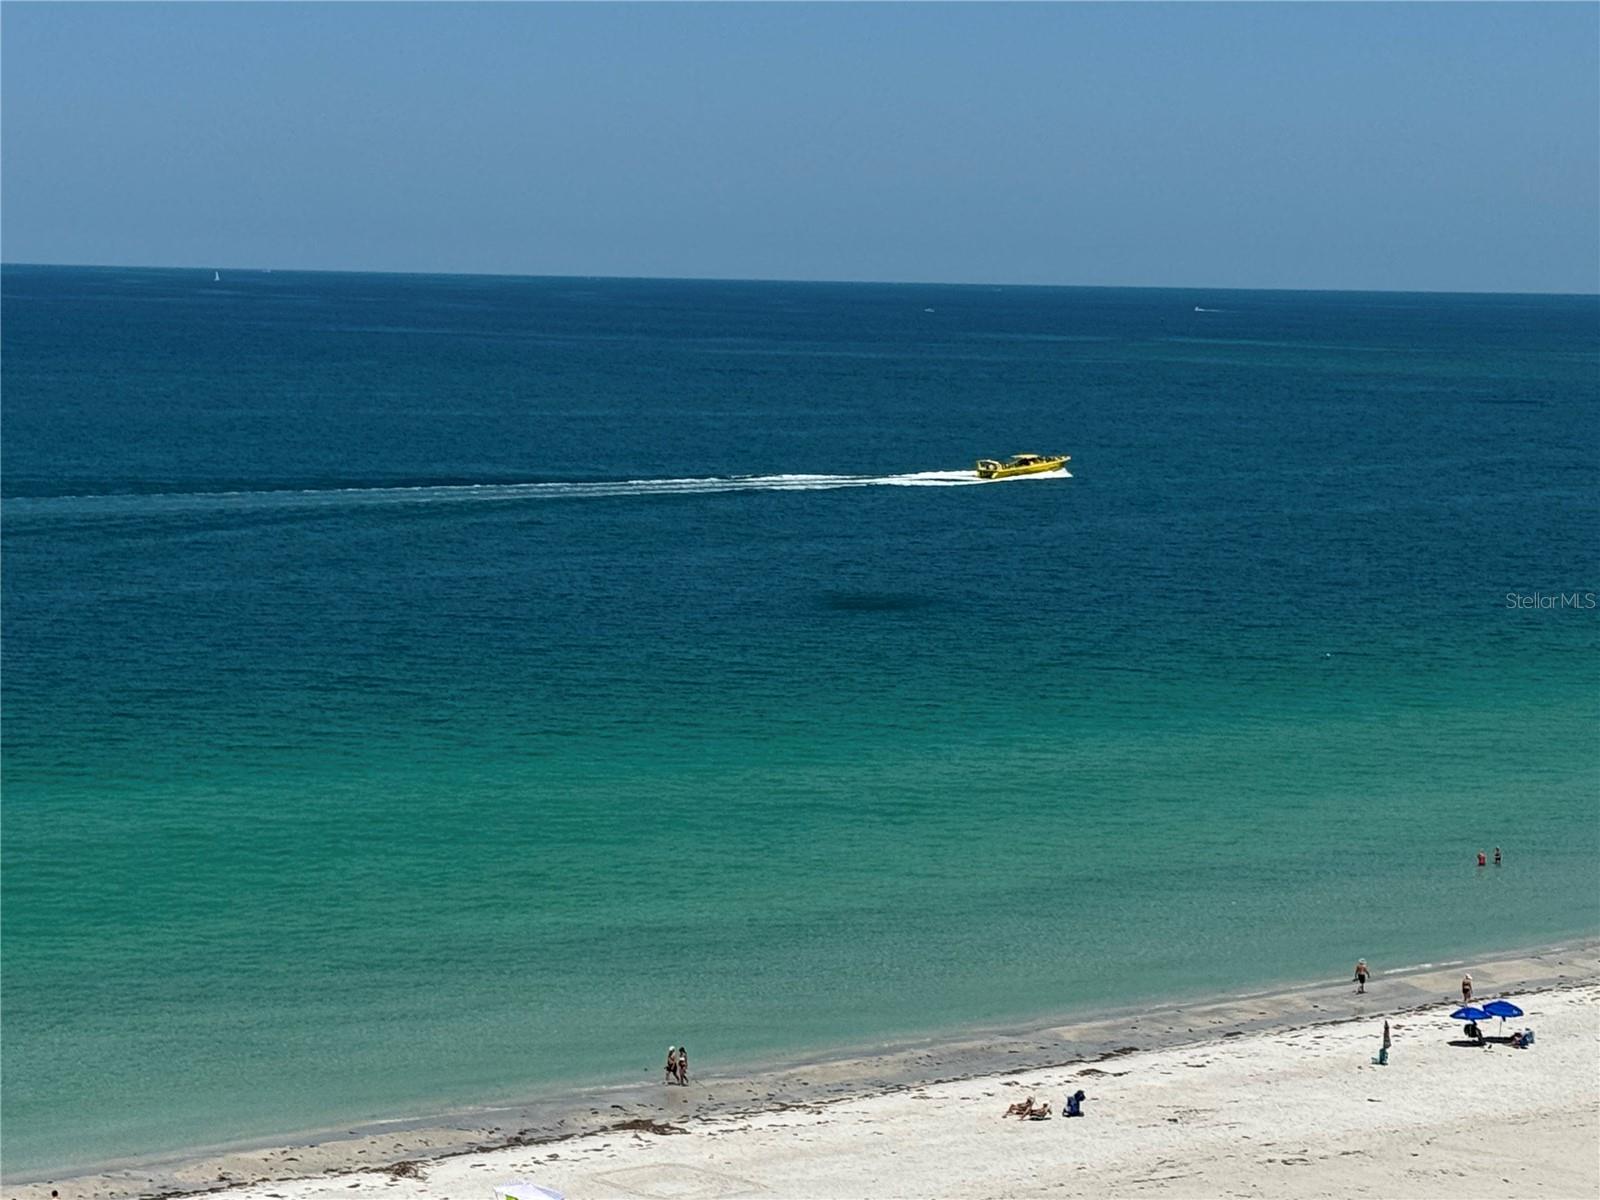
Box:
left=1482, top=999, right=1524, bottom=1031
left=1482, top=1000, right=1524, bottom=1019
left=1449, top=1005, right=1493, bottom=1043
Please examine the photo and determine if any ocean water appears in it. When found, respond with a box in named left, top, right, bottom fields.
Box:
left=3, top=266, right=1597, bottom=1177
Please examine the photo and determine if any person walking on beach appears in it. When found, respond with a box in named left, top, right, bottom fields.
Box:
left=1354, top=959, right=1369, bottom=993
left=676, top=1045, right=689, bottom=1086
left=665, top=1047, right=679, bottom=1085
left=1461, top=973, right=1473, bottom=1003
left=1378, top=1019, right=1391, bottom=1066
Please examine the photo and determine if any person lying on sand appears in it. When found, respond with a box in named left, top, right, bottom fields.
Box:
left=1004, top=1097, right=1036, bottom=1118
left=1027, top=1102, right=1052, bottom=1119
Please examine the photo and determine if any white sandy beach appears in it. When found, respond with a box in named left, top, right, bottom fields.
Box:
left=14, top=949, right=1598, bottom=1200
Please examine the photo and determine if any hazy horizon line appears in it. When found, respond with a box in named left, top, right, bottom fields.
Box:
left=5, top=259, right=1598, bottom=300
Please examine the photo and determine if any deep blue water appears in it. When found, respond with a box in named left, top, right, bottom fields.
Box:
left=3, top=265, right=1597, bottom=1176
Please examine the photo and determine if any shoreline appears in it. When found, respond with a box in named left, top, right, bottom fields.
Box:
left=9, top=938, right=1597, bottom=1199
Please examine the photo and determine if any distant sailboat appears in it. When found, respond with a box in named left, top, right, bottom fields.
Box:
left=214, top=271, right=221, bottom=282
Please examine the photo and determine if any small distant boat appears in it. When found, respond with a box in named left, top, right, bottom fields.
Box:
left=975, top=453, right=1070, bottom=480
left=214, top=271, right=221, bottom=282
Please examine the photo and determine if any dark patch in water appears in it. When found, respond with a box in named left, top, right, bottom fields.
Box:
left=820, top=591, right=933, bottom=613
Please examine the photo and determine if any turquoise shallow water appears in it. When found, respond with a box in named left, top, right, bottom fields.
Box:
left=2, top=268, right=1597, bottom=1176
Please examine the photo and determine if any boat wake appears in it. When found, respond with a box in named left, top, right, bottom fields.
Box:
left=7, top=468, right=1071, bottom=521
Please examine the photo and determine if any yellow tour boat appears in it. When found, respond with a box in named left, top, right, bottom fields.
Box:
left=975, top=453, right=1070, bottom=480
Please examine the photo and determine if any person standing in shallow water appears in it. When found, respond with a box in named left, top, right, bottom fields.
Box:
left=1354, top=959, right=1369, bottom=993
left=1494, top=847, right=1502, bottom=866
left=1477, top=850, right=1487, bottom=867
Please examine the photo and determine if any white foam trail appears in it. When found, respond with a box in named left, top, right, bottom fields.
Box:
left=7, top=469, right=1071, bottom=520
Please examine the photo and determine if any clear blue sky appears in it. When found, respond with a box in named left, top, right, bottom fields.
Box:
left=3, top=3, right=1596, bottom=291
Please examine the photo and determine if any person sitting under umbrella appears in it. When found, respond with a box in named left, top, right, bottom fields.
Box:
left=1450, top=1004, right=1493, bottom=1045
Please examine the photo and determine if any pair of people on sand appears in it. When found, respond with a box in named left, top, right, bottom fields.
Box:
left=1005, top=1096, right=1051, bottom=1119
left=664, top=1045, right=689, bottom=1085
left=1003, top=1090, right=1086, bottom=1120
